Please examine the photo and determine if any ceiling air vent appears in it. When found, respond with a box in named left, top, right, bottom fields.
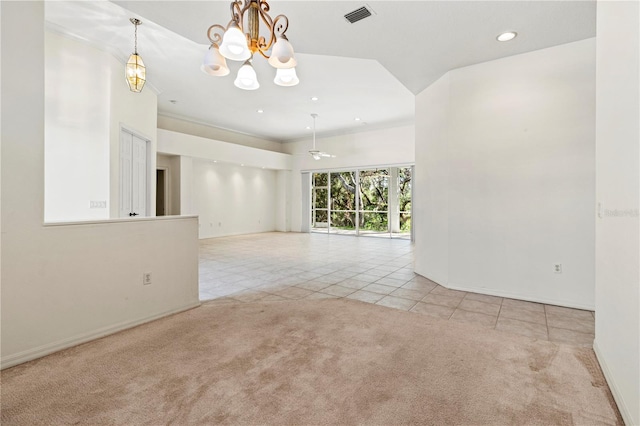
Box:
left=344, top=5, right=375, bottom=24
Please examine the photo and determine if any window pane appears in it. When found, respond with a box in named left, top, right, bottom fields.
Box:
left=331, top=172, right=356, bottom=211
left=359, top=169, right=389, bottom=211
left=360, top=211, right=388, bottom=232
left=400, top=212, right=411, bottom=232
left=398, top=167, right=412, bottom=214
left=313, top=209, right=328, bottom=227
left=313, top=188, right=328, bottom=209
left=330, top=211, right=356, bottom=231
left=313, top=172, right=328, bottom=187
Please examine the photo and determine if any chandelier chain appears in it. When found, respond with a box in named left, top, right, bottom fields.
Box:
left=130, top=18, right=141, bottom=54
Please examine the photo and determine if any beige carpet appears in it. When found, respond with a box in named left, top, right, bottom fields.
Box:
left=1, top=299, right=621, bottom=425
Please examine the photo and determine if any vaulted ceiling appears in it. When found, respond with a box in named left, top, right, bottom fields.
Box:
left=46, top=1, right=596, bottom=141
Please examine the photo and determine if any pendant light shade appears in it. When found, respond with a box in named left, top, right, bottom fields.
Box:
left=126, top=53, right=146, bottom=92
left=201, top=45, right=230, bottom=76
left=219, top=21, right=251, bottom=61
left=273, top=67, right=299, bottom=87
left=125, top=18, right=145, bottom=93
left=267, top=35, right=297, bottom=69
left=234, top=60, right=259, bottom=90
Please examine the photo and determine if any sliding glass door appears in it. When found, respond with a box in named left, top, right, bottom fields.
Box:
left=311, top=166, right=412, bottom=239
left=358, top=168, right=389, bottom=236
left=329, top=172, right=357, bottom=234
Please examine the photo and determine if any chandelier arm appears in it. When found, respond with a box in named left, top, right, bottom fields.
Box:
left=272, top=14, right=289, bottom=38
left=261, top=14, right=288, bottom=56
left=206, top=24, right=226, bottom=47
left=229, top=0, right=245, bottom=25
left=254, top=3, right=274, bottom=54
left=255, top=42, right=270, bottom=59
left=258, top=0, right=271, bottom=14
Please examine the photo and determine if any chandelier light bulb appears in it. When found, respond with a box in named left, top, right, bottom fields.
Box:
left=268, top=35, right=297, bottom=69
left=273, top=67, right=299, bottom=87
left=234, top=60, right=259, bottom=90
left=201, top=45, right=230, bottom=76
left=219, top=22, right=251, bottom=61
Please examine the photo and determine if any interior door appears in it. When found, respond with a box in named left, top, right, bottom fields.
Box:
left=119, top=129, right=147, bottom=218
left=131, top=135, right=147, bottom=216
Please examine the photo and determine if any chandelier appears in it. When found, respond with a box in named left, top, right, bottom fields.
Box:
left=202, top=0, right=299, bottom=90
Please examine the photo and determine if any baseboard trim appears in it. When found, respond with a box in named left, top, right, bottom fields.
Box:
left=411, top=272, right=595, bottom=311
left=593, top=341, right=635, bottom=426
left=444, top=282, right=595, bottom=311
left=1, top=301, right=201, bottom=370
left=414, top=271, right=448, bottom=288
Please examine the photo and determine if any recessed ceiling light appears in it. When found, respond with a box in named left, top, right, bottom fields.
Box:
left=496, top=31, right=517, bottom=42
left=354, top=117, right=361, bottom=121
left=311, top=96, right=319, bottom=101
left=241, top=164, right=244, bottom=166
left=306, top=126, right=311, bottom=130
left=213, top=160, right=217, bottom=163
left=257, top=109, right=264, bottom=113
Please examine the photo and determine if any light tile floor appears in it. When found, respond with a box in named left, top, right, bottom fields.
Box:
left=199, top=232, right=595, bottom=347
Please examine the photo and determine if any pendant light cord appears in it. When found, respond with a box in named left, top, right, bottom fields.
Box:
left=134, top=21, right=138, bottom=54
left=130, top=18, right=141, bottom=55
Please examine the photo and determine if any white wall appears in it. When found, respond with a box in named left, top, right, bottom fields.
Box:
left=276, top=170, right=292, bottom=232
left=593, top=1, right=640, bottom=424
left=158, top=115, right=284, bottom=153
left=415, top=39, right=596, bottom=309
left=157, top=128, right=292, bottom=238
left=158, top=128, right=291, bottom=170
left=283, top=125, right=415, bottom=232
left=414, top=73, right=450, bottom=285
left=1, top=1, right=199, bottom=369
left=44, top=30, right=158, bottom=221
left=44, top=31, right=110, bottom=221
left=193, top=160, right=278, bottom=238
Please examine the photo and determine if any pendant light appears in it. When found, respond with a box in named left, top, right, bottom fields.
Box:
left=125, top=18, right=146, bottom=93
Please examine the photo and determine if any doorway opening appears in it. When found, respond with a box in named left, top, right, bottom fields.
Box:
left=156, top=168, right=167, bottom=216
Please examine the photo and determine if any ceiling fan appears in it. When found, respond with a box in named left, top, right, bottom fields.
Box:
left=308, top=113, right=335, bottom=160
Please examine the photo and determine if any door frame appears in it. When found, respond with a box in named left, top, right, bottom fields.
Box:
left=156, top=166, right=170, bottom=216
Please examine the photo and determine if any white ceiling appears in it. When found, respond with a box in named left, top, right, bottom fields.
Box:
left=45, top=0, right=596, bottom=142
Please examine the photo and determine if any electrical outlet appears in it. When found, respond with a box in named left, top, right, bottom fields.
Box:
left=554, top=264, right=562, bottom=274
left=143, top=272, right=152, bottom=285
